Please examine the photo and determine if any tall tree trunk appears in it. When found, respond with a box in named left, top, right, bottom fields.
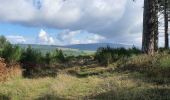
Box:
left=142, top=0, right=159, bottom=54
left=154, top=16, right=159, bottom=51
left=164, top=0, right=169, bottom=49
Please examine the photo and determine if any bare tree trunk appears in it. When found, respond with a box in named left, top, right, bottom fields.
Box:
left=142, top=0, right=159, bottom=55
left=154, top=16, right=159, bottom=52
left=164, top=0, right=169, bottom=49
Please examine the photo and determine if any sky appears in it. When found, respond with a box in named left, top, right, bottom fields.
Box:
left=0, top=0, right=160, bottom=46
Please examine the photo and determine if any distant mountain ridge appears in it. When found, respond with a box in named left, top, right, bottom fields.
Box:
left=17, top=43, right=133, bottom=51
left=64, top=43, right=133, bottom=51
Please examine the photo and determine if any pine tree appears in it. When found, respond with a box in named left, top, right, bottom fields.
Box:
left=142, top=0, right=159, bottom=54
left=164, top=0, right=169, bottom=49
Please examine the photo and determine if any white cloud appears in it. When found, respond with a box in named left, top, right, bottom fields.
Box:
left=37, top=0, right=129, bottom=33
left=86, top=34, right=105, bottom=44
left=0, top=0, right=144, bottom=46
left=0, top=0, right=36, bottom=23
left=56, top=30, right=105, bottom=45
left=49, top=37, right=55, bottom=44
left=6, top=35, right=26, bottom=44
left=38, top=29, right=48, bottom=42
left=38, top=29, right=55, bottom=44
left=0, top=0, right=135, bottom=34
left=58, top=30, right=79, bottom=41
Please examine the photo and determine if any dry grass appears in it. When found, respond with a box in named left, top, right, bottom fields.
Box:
left=1, top=72, right=169, bottom=100
left=1, top=54, right=170, bottom=100
left=0, top=59, right=8, bottom=81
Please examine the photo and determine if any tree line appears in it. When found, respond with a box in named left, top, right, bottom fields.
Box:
left=0, top=36, right=66, bottom=77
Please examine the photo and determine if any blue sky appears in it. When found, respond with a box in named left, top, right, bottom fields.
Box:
left=0, top=0, right=154, bottom=46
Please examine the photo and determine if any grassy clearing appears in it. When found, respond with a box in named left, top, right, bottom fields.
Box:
left=1, top=53, right=170, bottom=100
left=1, top=71, right=170, bottom=100
left=0, top=77, right=54, bottom=100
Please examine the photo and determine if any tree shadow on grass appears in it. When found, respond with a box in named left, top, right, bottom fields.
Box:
left=35, top=94, right=70, bottom=100
left=22, top=66, right=58, bottom=79
left=115, top=62, right=170, bottom=85
left=0, top=94, right=10, bottom=100
left=88, top=88, right=170, bottom=100
left=130, top=72, right=170, bottom=85
left=67, top=67, right=114, bottom=78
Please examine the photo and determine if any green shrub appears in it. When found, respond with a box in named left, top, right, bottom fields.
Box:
left=128, top=46, right=142, bottom=55
left=159, top=55, right=170, bottom=68
left=0, top=36, right=23, bottom=63
left=95, top=46, right=141, bottom=66
left=0, top=36, right=10, bottom=49
left=0, top=35, right=10, bottom=56
left=44, top=52, right=51, bottom=65
left=20, top=46, right=44, bottom=77
left=51, top=49, right=66, bottom=63
left=2, top=44, right=22, bottom=63
left=20, top=47, right=66, bottom=78
left=21, top=45, right=43, bottom=64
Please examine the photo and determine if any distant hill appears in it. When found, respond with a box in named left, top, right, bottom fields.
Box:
left=17, top=43, right=133, bottom=56
left=17, top=44, right=94, bottom=56
left=64, top=43, right=133, bottom=51
left=18, top=43, right=133, bottom=51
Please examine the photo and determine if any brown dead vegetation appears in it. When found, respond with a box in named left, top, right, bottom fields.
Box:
left=0, top=58, right=22, bottom=82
